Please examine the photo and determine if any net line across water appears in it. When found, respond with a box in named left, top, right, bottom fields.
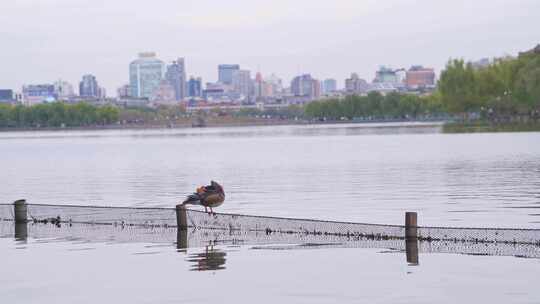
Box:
left=1, top=203, right=539, bottom=245
left=1, top=221, right=540, bottom=260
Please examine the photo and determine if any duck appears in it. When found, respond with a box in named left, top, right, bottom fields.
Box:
left=182, top=181, right=225, bottom=214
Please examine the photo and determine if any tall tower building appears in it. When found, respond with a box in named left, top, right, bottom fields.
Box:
left=322, top=79, right=337, bottom=93
left=290, top=74, right=319, bottom=98
left=188, top=76, right=202, bottom=97
left=254, top=72, right=263, bottom=98
left=79, top=74, right=99, bottom=98
left=129, top=52, right=164, bottom=98
left=232, top=70, right=251, bottom=97
left=54, top=80, right=75, bottom=99
left=345, top=73, right=368, bottom=93
left=218, top=64, right=240, bottom=85
left=165, top=58, right=187, bottom=101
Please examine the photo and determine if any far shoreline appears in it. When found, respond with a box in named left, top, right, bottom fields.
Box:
left=3, top=118, right=540, bottom=134
left=0, top=118, right=447, bottom=133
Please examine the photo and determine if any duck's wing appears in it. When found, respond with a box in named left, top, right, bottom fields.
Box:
left=205, top=192, right=224, bottom=202
left=201, top=187, right=220, bottom=196
left=182, top=193, right=202, bottom=205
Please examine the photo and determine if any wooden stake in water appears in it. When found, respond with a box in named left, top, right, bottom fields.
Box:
left=405, top=212, right=419, bottom=265
left=176, top=204, right=188, bottom=231
left=405, top=212, right=417, bottom=240
left=14, top=199, right=27, bottom=223
left=177, top=229, right=188, bottom=250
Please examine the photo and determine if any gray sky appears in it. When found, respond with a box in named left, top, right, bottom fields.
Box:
left=1, top=0, right=539, bottom=94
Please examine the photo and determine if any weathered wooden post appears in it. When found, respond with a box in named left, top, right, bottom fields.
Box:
left=177, top=229, right=188, bottom=250
left=176, top=204, right=188, bottom=230
left=405, top=212, right=419, bottom=265
left=14, top=199, right=28, bottom=223
left=405, top=212, right=417, bottom=240
left=14, top=200, right=28, bottom=241
left=176, top=204, right=188, bottom=251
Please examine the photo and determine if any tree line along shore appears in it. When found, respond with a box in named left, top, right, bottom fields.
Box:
left=1, top=46, right=539, bottom=132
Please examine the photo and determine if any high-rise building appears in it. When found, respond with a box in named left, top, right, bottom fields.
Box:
left=313, top=79, right=321, bottom=98
left=291, top=74, right=319, bottom=98
left=129, top=52, right=165, bottom=98
left=98, top=87, right=107, bottom=99
left=54, top=80, right=75, bottom=99
left=151, top=80, right=176, bottom=104
left=79, top=74, right=99, bottom=98
left=117, top=84, right=131, bottom=98
left=0, top=89, right=14, bottom=102
left=188, top=76, right=202, bottom=97
left=322, top=79, right=337, bottom=93
left=22, top=84, right=56, bottom=105
left=218, top=64, right=240, bottom=85
left=203, top=82, right=228, bottom=101
left=373, top=66, right=399, bottom=83
left=232, top=69, right=251, bottom=97
left=405, top=66, right=435, bottom=89
left=345, top=73, right=368, bottom=93
left=264, top=74, right=283, bottom=97
left=254, top=72, right=264, bottom=98
left=165, top=58, right=187, bottom=101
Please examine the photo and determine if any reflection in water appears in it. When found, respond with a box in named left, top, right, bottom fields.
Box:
left=405, top=239, right=419, bottom=266
left=177, top=228, right=228, bottom=271
left=1, top=219, right=539, bottom=275
left=14, top=222, right=28, bottom=241
left=187, top=246, right=227, bottom=271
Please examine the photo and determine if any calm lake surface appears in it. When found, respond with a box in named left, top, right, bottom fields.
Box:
left=1, top=122, right=539, bottom=228
left=2, top=236, right=540, bottom=304
left=1, top=123, right=540, bottom=303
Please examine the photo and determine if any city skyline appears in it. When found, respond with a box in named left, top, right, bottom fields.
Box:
left=1, top=0, right=539, bottom=94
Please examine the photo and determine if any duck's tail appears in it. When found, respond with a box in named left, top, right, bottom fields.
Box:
left=182, top=193, right=202, bottom=205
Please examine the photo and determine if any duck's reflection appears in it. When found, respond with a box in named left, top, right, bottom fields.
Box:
left=187, top=245, right=227, bottom=271
left=177, top=229, right=228, bottom=271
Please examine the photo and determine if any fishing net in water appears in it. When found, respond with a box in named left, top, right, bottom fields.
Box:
left=0, top=203, right=177, bottom=227
left=184, top=208, right=405, bottom=239
left=1, top=203, right=539, bottom=246
left=1, top=220, right=539, bottom=259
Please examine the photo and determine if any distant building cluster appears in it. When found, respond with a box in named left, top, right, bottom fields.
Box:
left=343, top=65, right=435, bottom=96
left=2, top=52, right=437, bottom=109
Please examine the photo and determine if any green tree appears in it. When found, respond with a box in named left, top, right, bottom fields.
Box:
left=514, top=55, right=540, bottom=113
left=438, top=59, right=480, bottom=115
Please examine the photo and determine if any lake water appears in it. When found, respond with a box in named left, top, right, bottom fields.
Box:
left=1, top=122, right=539, bottom=228
left=1, top=123, right=540, bottom=303
left=2, top=235, right=540, bottom=304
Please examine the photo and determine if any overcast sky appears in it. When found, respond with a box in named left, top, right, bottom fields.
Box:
left=1, top=0, right=539, bottom=94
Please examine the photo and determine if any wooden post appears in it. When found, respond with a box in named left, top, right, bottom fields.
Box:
left=177, top=229, right=188, bottom=250
left=176, top=204, right=188, bottom=230
left=405, top=212, right=419, bottom=265
left=14, top=199, right=27, bottom=223
left=405, top=212, right=417, bottom=240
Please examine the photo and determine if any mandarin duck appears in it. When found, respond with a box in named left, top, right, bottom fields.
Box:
left=182, top=181, right=225, bottom=214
